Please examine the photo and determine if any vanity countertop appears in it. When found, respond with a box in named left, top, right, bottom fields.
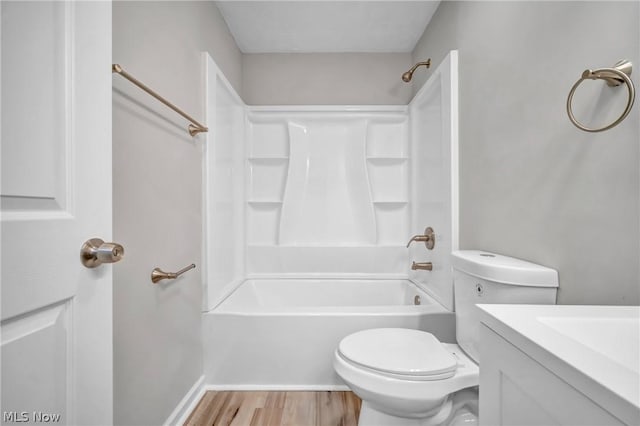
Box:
left=478, top=304, right=640, bottom=425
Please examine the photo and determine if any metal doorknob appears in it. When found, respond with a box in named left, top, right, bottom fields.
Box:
left=80, top=238, right=124, bottom=268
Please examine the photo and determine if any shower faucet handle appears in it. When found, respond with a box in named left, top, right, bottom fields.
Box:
left=406, top=227, right=436, bottom=250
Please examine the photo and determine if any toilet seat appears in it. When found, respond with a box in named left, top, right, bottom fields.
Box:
left=337, top=328, right=458, bottom=381
left=333, top=336, right=479, bottom=423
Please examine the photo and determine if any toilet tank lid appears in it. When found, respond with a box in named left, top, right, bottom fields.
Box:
left=451, top=250, right=559, bottom=287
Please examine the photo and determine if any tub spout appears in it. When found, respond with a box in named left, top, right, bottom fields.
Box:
left=412, top=261, right=433, bottom=271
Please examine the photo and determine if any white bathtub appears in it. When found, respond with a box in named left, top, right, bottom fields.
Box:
left=203, top=279, right=455, bottom=389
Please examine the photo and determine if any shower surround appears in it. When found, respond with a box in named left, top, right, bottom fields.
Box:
left=246, top=107, right=410, bottom=276
left=201, top=51, right=458, bottom=389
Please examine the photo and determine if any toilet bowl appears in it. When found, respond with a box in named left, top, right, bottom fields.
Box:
left=333, top=328, right=478, bottom=426
left=334, top=250, right=559, bottom=426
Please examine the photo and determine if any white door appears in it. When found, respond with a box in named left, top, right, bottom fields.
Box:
left=1, top=2, right=113, bottom=425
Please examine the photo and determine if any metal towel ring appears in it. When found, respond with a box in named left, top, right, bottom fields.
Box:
left=566, top=60, right=635, bottom=133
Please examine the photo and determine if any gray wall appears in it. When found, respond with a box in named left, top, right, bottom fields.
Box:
left=242, top=53, right=413, bottom=105
left=413, top=1, right=639, bottom=304
left=112, top=2, right=241, bottom=425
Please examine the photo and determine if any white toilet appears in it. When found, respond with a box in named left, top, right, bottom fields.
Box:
left=334, top=250, right=558, bottom=426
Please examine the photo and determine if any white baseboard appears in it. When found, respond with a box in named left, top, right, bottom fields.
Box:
left=204, top=384, right=350, bottom=391
left=164, top=375, right=206, bottom=426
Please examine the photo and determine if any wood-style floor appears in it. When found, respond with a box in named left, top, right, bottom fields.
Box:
left=184, top=391, right=361, bottom=426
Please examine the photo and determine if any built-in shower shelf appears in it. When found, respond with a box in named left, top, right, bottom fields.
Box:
left=248, top=200, right=283, bottom=205
left=366, top=157, right=408, bottom=164
left=248, top=157, right=289, bottom=162
left=372, top=200, right=409, bottom=205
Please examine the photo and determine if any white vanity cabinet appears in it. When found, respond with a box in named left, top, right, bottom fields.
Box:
left=477, top=304, right=640, bottom=426
left=479, top=322, right=624, bottom=425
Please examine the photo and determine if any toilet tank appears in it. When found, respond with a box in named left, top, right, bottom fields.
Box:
left=451, top=250, right=558, bottom=363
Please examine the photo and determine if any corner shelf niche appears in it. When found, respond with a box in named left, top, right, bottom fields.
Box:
left=247, top=156, right=288, bottom=246
left=365, top=154, right=409, bottom=245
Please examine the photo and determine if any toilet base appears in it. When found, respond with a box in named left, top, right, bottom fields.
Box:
left=357, top=388, right=478, bottom=426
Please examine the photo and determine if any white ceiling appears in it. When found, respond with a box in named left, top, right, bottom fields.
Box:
left=215, top=1, right=441, bottom=53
